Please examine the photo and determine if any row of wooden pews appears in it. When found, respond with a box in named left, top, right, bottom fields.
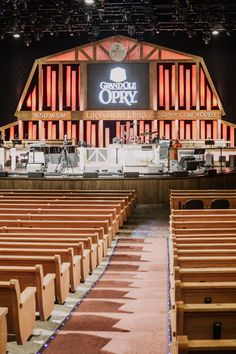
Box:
left=169, top=189, right=236, bottom=354
left=0, top=189, right=136, bottom=351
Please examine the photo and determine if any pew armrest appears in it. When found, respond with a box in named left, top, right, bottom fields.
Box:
left=20, top=287, right=36, bottom=308
left=61, top=262, right=70, bottom=276
left=43, top=273, right=56, bottom=289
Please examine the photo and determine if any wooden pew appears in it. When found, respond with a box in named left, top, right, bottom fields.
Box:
left=0, top=219, right=112, bottom=247
left=0, top=279, right=36, bottom=344
left=0, top=233, right=103, bottom=265
left=173, top=280, right=236, bottom=304
left=0, top=247, right=82, bottom=291
left=0, top=240, right=91, bottom=281
left=0, top=213, right=115, bottom=244
left=0, top=255, right=69, bottom=304
left=0, top=201, right=127, bottom=224
left=173, top=255, right=236, bottom=268
left=0, top=265, right=55, bottom=321
left=174, top=249, right=236, bottom=257
left=174, top=266, right=236, bottom=283
left=0, top=307, right=7, bottom=354
left=172, top=227, right=236, bottom=236
left=171, top=336, right=236, bottom=354
left=175, top=301, right=236, bottom=339
left=0, top=227, right=108, bottom=257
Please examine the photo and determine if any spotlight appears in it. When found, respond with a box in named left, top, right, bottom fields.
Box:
left=84, top=0, right=95, bottom=4
left=212, top=30, right=219, bottom=35
left=13, top=33, right=20, bottom=38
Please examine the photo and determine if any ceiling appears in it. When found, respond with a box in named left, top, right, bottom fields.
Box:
left=0, top=0, right=236, bottom=45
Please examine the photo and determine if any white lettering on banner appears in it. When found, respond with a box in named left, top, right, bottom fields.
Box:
left=34, top=112, right=66, bottom=119
left=98, top=67, right=138, bottom=106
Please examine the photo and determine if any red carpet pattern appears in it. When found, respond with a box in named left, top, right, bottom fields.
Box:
left=43, top=236, right=168, bottom=354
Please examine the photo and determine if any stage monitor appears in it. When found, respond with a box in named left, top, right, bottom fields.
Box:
left=87, top=63, right=149, bottom=110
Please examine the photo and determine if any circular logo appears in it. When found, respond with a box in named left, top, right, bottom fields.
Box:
left=109, top=43, right=127, bottom=62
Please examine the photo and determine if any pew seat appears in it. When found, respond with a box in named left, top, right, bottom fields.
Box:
left=0, top=307, right=7, bottom=354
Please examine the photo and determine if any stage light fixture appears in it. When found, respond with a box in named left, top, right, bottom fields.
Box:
left=84, top=0, right=95, bottom=5
left=13, top=33, right=20, bottom=38
left=212, top=29, right=219, bottom=35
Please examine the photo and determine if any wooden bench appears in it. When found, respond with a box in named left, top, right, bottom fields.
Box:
left=0, top=265, right=55, bottom=321
left=0, top=227, right=108, bottom=257
left=174, top=249, right=236, bottom=257
left=0, top=219, right=112, bottom=247
left=170, top=194, right=236, bottom=209
left=171, top=336, right=236, bottom=354
left=172, top=227, right=236, bottom=236
left=0, top=279, right=36, bottom=344
left=175, top=301, right=236, bottom=339
left=173, top=241, right=236, bottom=249
left=0, top=232, right=103, bottom=265
left=0, top=255, right=70, bottom=304
left=173, top=255, right=236, bottom=268
left=173, top=280, right=236, bottom=305
left=0, top=307, right=7, bottom=354
left=174, top=266, right=236, bottom=283
left=0, top=247, right=82, bottom=291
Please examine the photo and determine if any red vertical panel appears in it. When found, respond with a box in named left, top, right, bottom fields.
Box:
left=105, top=128, right=110, bottom=147
left=26, top=95, right=32, bottom=108
left=159, top=121, right=164, bottom=138
left=230, top=127, right=235, bottom=147
left=165, top=123, right=170, bottom=139
left=92, top=124, right=96, bottom=147
left=126, top=121, right=130, bottom=139
left=72, top=70, right=76, bottom=111
left=46, top=66, right=51, bottom=107
left=206, top=123, right=212, bottom=139
left=145, top=124, right=149, bottom=143
left=200, top=121, right=205, bottom=139
left=78, top=66, right=80, bottom=109
left=185, top=69, right=191, bottom=110
left=191, top=65, right=196, bottom=107
left=116, top=121, right=120, bottom=138
left=213, top=120, right=218, bottom=140
left=185, top=123, right=191, bottom=140
left=212, top=94, right=218, bottom=107
left=32, top=87, right=37, bottom=111
left=52, top=124, right=56, bottom=140
left=179, top=121, right=185, bottom=140
left=139, top=121, right=144, bottom=142
left=164, top=69, right=170, bottom=110
left=200, top=68, right=205, bottom=107
left=72, top=124, right=77, bottom=140
left=206, top=86, right=212, bottom=110
left=159, top=65, right=164, bottom=107
left=66, top=66, right=71, bottom=107
left=171, top=65, right=175, bottom=107
left=192, top=121, right=196, bottom=139
left=28, top=122, right=33, bottom=140
left=86, top=121, right=91, bottom=144
left=10, top=126, right=15, bottom=140
left=67, top=121, right=72, bottom=140
left=47, top=121, right=52, bottom=140
left=222, top=124, right=228, bottom=141
left=179, top=65, right=184, bottom=107
left=51, top=71, right=56, bottom=111
left=32, top=124, right=37, bottom=140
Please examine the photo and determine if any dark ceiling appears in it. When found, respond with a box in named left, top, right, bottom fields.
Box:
left=0, top=0, right=236, bottom=46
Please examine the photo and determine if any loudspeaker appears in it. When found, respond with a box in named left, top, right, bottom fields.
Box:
left=205, top=169, right=217, bottom=176
left=83, top=172, right=99, bottom=178
left=0, top=171, right=8, bottom=177
left=173, top=171, right=189, bottom=177
left=229, top=155, right=236, bottom=168
left=28, top=172, right=44, bottom=178
left=124, top=172, right=139, bottom=178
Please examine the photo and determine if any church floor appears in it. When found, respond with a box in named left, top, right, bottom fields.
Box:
left=7, top=204, right=170, bottom=354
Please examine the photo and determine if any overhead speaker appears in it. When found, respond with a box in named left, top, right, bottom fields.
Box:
left=124, top=172, right=139, bottom=178
left=83, top=172, right=99, bottom=178
left=28, top=172, right=44, bottom=178
left=0, top=171, right=8, bottom=177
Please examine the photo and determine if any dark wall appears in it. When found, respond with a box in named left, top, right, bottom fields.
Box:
left=0, top=32, right=235, bottom=125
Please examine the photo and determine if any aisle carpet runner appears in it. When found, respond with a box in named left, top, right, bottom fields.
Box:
left=43, top=237, right=168, bottom=354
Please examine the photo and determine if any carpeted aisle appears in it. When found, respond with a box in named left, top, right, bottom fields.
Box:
left=43, top=235, right=168, bottom=354
left=43, top=205, right=169, bottom=354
